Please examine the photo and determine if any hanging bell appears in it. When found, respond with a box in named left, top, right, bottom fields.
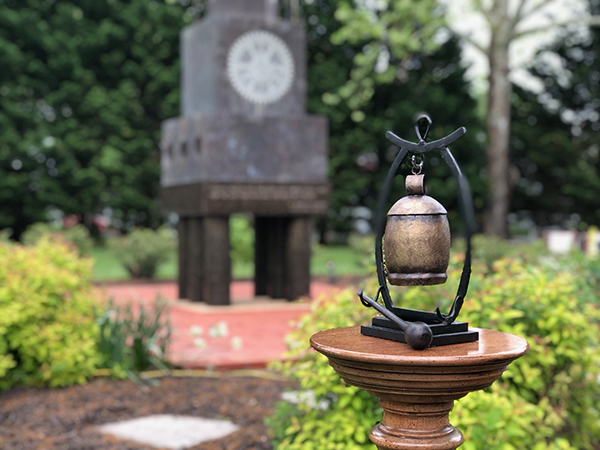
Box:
left=384, top=174, right=451, bottom=286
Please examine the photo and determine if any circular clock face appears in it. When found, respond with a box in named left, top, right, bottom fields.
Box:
left=226, top=30, right=295, bottom=105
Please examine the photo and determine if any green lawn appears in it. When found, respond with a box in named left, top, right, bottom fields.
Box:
left=90, top=244, right=369, bottom=281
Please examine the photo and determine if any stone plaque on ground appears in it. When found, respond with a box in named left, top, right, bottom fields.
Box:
left=99, top=415, right=239, bottom=449
left=160, top=0, right=329, bottom=305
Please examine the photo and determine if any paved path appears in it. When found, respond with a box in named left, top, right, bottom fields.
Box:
left=98, top=280, right=344, bottom=370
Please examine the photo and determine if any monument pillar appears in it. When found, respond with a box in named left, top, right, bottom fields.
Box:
left=285, top=216, right=311, bottom=300
left=200, top=216, right=231, bottom=305
left=254, top=216, right=311, bottom=300
left=177, top=218, right=189, bottom=298
left=177, top=216, right=231, bottom=304
left=160, top=0, right=329, bottom=304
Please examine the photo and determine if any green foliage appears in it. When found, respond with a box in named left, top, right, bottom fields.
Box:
left=449, top=259, right=600, bottom=449
left=108, top=226, right=176, bottom=279
left=0, top=238, right=100, bottom=389
left=0, top=0, right=193, bottom=237
left=230, top=214, right=254, bottom=266
left=268, top=254, right=600, bottom=449
left=21, top=222, right=94, bottom=255
left=328, top=0, right=443, bottom=111
left=96, top=298, right=171, bottom=376
left=455, top=384, right=573, bottom=450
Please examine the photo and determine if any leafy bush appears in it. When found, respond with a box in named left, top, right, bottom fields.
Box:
left=268, top=256, right=600, bottom=449
left=109, top=226, right=176, bottom=279
left=444, top=259, right=600, bottom=450
left=96, top=298, right=171, bottom=376
left=22, top=222, right=94, bottom=256
left=0, top=238, right=100, bottom=389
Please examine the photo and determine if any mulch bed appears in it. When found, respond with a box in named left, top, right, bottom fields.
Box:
left=0, top=375, right=295, bottom=450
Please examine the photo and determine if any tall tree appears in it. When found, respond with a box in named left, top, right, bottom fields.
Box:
left=0, top=0, right=192, bottom=238
left=444, top=0, right=600, bottom=237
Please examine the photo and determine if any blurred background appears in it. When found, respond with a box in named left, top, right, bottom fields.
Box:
left=2, top=2, right=600, bottom=449
left=1, top=0, right=599, bottom=267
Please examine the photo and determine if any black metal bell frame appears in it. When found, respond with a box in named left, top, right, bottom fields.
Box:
left=358, top=115, right=478, bottom=350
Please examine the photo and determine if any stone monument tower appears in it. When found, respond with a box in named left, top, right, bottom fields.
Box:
left=160, top=0, right=329, bottom=305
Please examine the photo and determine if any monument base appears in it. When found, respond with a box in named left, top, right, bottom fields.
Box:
left=311, top=326, right=528, bottom=450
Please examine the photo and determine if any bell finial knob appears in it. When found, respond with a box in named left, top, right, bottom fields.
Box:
left=405, top=174, right=425, bottom=196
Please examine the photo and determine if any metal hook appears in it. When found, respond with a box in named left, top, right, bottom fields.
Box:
left=411, top=154, right=424, bottom=175
left=414, top=114, right=432, bottom=143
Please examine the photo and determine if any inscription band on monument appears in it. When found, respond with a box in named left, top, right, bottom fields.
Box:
left=162, top=183, right=330, bottom=216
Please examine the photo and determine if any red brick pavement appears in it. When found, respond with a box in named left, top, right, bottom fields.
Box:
left=98, top=280, right=344, bottom=370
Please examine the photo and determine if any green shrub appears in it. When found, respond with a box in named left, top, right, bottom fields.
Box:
left=0, top=238, right=100, bottom=389
left=109, top=226, right=176, bottom=279
left=96, top=298, right=171, bottom=376
left=268, top=257, right=600, bottom=449
left=22, top=222, right=94, bottom=256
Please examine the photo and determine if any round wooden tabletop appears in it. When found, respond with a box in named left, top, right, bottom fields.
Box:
left=310, top=326, right=529, bottom=367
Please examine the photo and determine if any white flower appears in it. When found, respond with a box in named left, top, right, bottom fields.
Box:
left=189, top=325, right=204, bottom=336
left=208, top=321, right=229, bottom=338
left=231, top=336, right=243, bottom=350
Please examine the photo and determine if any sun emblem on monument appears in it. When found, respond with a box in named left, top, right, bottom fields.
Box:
left=226, top=30, right=295, bottom=105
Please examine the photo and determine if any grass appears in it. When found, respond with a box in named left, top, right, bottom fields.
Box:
left=311, top=244, right=370, bottom=277
left=90, top=243, right=370, bottom=281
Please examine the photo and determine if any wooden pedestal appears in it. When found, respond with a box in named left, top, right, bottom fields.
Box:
left=310, top=327, right=528, bottom=450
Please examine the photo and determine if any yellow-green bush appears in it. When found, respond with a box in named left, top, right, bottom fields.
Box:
left=268, top=257, right=600, bottom=449
left=0, top=238, right=100, bottom=389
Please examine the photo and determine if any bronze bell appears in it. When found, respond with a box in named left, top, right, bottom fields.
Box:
left=384, top=174, right=451, bottom=286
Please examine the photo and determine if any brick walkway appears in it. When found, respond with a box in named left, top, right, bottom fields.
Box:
left=98, top=280, right=344, bottom=370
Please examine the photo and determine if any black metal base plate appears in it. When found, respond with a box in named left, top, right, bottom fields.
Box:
left=361, top=317, right=479, bottom=347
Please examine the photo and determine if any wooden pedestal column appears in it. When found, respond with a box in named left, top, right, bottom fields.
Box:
left=254, top=216, right=311, bottom=301
left=311, top=327, right=528, bottom=450
left=178, top=216, right=230, bottom=305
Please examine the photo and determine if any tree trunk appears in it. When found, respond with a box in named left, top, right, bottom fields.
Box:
left=483, top=0, right=512, bottom=238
